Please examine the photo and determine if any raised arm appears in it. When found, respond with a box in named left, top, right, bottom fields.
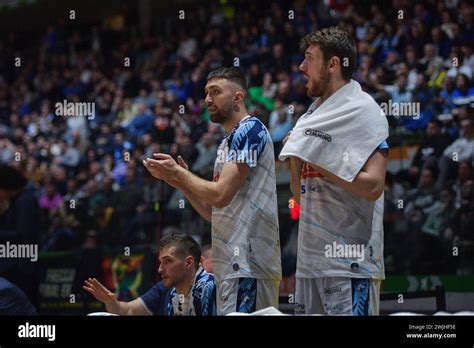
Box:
left=83, top=278, right=150, bottom=315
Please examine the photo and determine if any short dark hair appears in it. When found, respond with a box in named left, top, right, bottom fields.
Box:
left=159, top=234, right=201, bottom=270
left=201, top=244, right=212, bottom=256
left=300, top=26, right=357, bottom=81
left=0, top=164, right=27, bottom=190
left=207, top=67, right=247, bottom=91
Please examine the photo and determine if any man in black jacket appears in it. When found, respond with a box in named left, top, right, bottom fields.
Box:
left=0, top=164, right=41, bottom=307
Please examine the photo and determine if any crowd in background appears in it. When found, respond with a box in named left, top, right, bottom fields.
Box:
left=0, top=0, right=473, bottom=276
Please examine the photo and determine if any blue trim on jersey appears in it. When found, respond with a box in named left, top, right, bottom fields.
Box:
left=139, top=269, right=216, bottom=316
left=236, top=278, right=257, bottom=313
left=226, top=116, right=268, bottom=168
left=351, top=278, right=370, bottom=316
left=192, top=268, right=217, bottom=316
left=378, top=140, right=389, bottom=150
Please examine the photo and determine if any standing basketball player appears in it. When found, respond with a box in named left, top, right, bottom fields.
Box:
left=286, top=27, right=388, bottom=315
left=143, top=67, right=282, bottom=315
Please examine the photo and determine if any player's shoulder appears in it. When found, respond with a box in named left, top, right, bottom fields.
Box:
left=235, top=115, right=265, bottom=132
left=233, top=115, right=268, bottom=142
left=359, top=89, right=381, bottom=109
left=143, top=280, right=171, bottom=299
left=195, top=269, right=215, bottom=286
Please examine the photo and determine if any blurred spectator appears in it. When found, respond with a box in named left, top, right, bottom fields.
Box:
left=435, top=77, right=457, bottom=114
left=56, top=140, right=81, bottom=168
left=269, top=99, right=293, bottom=156
left=411, top=119, right=452, bottom=176
left=405, top=167, right=438, bottom=227
left=452, top=74, right=474, bottom=106
left=453, top=160, right=473, bottom=208
left=192, top=132, right=217, bottom=179
left=436, top=118, right=474, bottom=190
left=0, top=0, right=472, bottom=278
left=127, top=103, right=154, bottom=139
left=0, top=164, right=40, bottom=307
left=419, top=187, right=457, bottom=273
left=38, top=183, right=63, bottom=214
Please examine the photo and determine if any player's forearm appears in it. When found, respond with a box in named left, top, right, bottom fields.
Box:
left=175, top=167, right=225, bottom=208
left=105, top=300, right=125, bottom=315
left=308, top=164, right=383, bottom=201
left=290, top=157, right=303, bottom=204
left=105, top=300, right=131, bottom=315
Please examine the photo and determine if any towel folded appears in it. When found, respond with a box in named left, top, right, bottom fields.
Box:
left=279, top=80, right=389, bottom=182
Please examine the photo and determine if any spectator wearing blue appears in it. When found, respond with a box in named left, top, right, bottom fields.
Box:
left=0, top=277, right=38, bottom=315
left=127, top=103, right=155, bottom=139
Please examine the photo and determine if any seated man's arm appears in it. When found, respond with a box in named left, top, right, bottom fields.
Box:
left=83, top=278, right=150, bottom=315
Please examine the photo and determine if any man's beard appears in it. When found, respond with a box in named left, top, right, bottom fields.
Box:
left=307, top=66, right=330, bottom=98
left=209, top=102, right=233, bottom=124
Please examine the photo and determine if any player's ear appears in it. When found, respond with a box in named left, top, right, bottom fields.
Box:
left=329, top=56, right=340, bottom=73
left=234, top=90, right=245, bottom=103
left=185, top=255, right=194, bottom=269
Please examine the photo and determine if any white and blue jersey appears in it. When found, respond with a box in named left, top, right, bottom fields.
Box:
left=212, top=116, right=282, bottom=282
left=297, top=140, right=389, bottom=280
left=295, top=141, right=388, bottom=315
left=139, top=267, right=216, bottom=316
left=211, top=115, right=281, bottom=314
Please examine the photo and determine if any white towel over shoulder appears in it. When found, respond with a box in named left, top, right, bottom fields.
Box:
left=279, top=80, right=388, bottom=182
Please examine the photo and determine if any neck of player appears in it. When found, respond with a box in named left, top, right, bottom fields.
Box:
left=222, top=106, right=249, bottom=133
left=320, top=77, right=349, bottom=104
left=175, top=269, right=196, bottom=295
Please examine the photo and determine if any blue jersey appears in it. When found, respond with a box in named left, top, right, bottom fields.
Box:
left=139, top=268, right=216, bottom=316
left=225, top=115, right=268, bottom=167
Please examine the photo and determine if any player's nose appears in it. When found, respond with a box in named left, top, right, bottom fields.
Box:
left=299, top=60, right=306, bottom=72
